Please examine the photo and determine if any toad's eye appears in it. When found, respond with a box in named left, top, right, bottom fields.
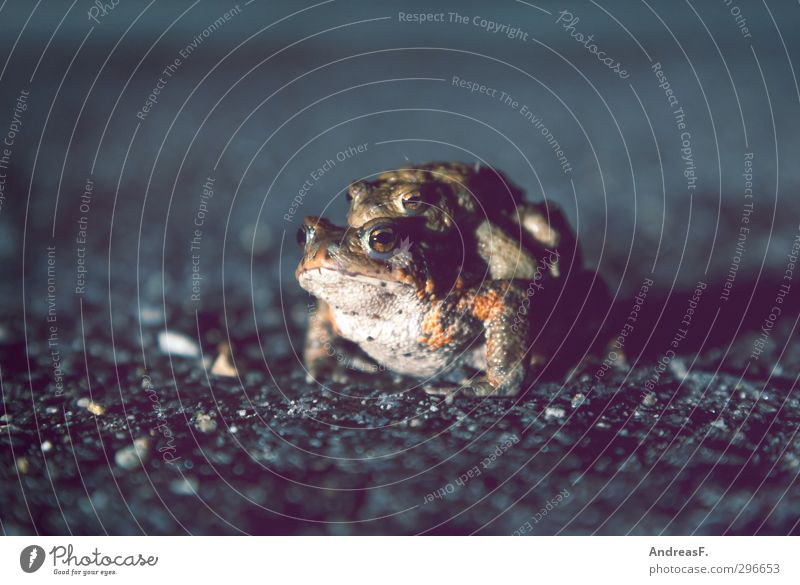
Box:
left=296, top=225, right=313, bottom=248
left=367, top=225, right=397, bottom=254
left=401, top=189, right=422, bottom=212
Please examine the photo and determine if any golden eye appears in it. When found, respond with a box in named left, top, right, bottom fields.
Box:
left=401, top=189, right=422, bottom=211
left=368, top=225, right=397, bottom=253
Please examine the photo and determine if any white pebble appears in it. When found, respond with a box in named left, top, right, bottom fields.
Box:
left=139, top=306, right=162, bottom=325
left=545, top=406, right=566, bottom=420
left=170, top=476, right=198, bottom=496
left=115, top=438, right=150, bottom=469
left=711, top=418, right=728, bottom=431
left=195, top=413, right=217, bottom=433
left=669, top=359, right=689, bottom=380
left=158, top=331, right=200, bottom=358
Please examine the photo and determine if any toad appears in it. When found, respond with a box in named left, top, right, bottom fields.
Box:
left=345, top=162, right=581, bottom=280
left=295, top=215, right=607, bottom=397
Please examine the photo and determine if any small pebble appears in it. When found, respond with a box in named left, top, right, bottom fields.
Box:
left=87, top=401, right=105, bottom=416
left=16, top=457, right=29, bottom=474
left=195, top=413, right=217, bottom=433
left=711, top=418, right=728, bottom=431
left=211, top=344, right=237, bottom=377
left=114, top=437, right=150, bottom=469
left=158, top=331, right=200, bottom=358
left=670, top=359, right=689, bottom=380
left=544, top=406, right=566, bottom=420
left=41, top=440, right=53, bottom=452
left=170, top=476, right=198, bottom=496
left=139, top=306, right=162, bottom=325
left=571, top=393, right=586, bottom=408
left=78, top=398, right=105, bottom=415
left=642, top=392, right=657, bottom=407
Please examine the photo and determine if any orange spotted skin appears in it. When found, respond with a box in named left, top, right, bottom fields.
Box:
left=419, top=304, right=452, bottom=349
left=468, top=289, right=507, bottom=322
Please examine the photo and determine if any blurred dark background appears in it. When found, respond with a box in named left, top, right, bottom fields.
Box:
left=1, top=0, right=799, bottom=535
left=2, top=0, right=799, bottom=313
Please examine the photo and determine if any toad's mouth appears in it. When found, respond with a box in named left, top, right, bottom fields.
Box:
left=296, top=266, right=417, bottom=313
left=296, top=265, right=413, bottom=290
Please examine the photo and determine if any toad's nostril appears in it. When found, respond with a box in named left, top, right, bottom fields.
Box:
left=297, top=223, right=317, bottom=248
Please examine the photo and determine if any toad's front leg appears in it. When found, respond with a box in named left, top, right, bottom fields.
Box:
left=303, top=298, right=381, bottom=384
left=514, top=201, right=582, bottom=278
left=463, top=283, right=531, bottom=397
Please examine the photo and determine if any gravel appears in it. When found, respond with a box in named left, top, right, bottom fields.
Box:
left=1, top=281, right=798, bottom=535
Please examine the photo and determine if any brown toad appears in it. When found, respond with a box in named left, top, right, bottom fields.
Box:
left=345, top=162, right=581, bottom=280
left=295, top=215, right=606, bottom=397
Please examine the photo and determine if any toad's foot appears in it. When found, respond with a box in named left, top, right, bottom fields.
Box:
left=423, top=375, right=522, bottom=399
